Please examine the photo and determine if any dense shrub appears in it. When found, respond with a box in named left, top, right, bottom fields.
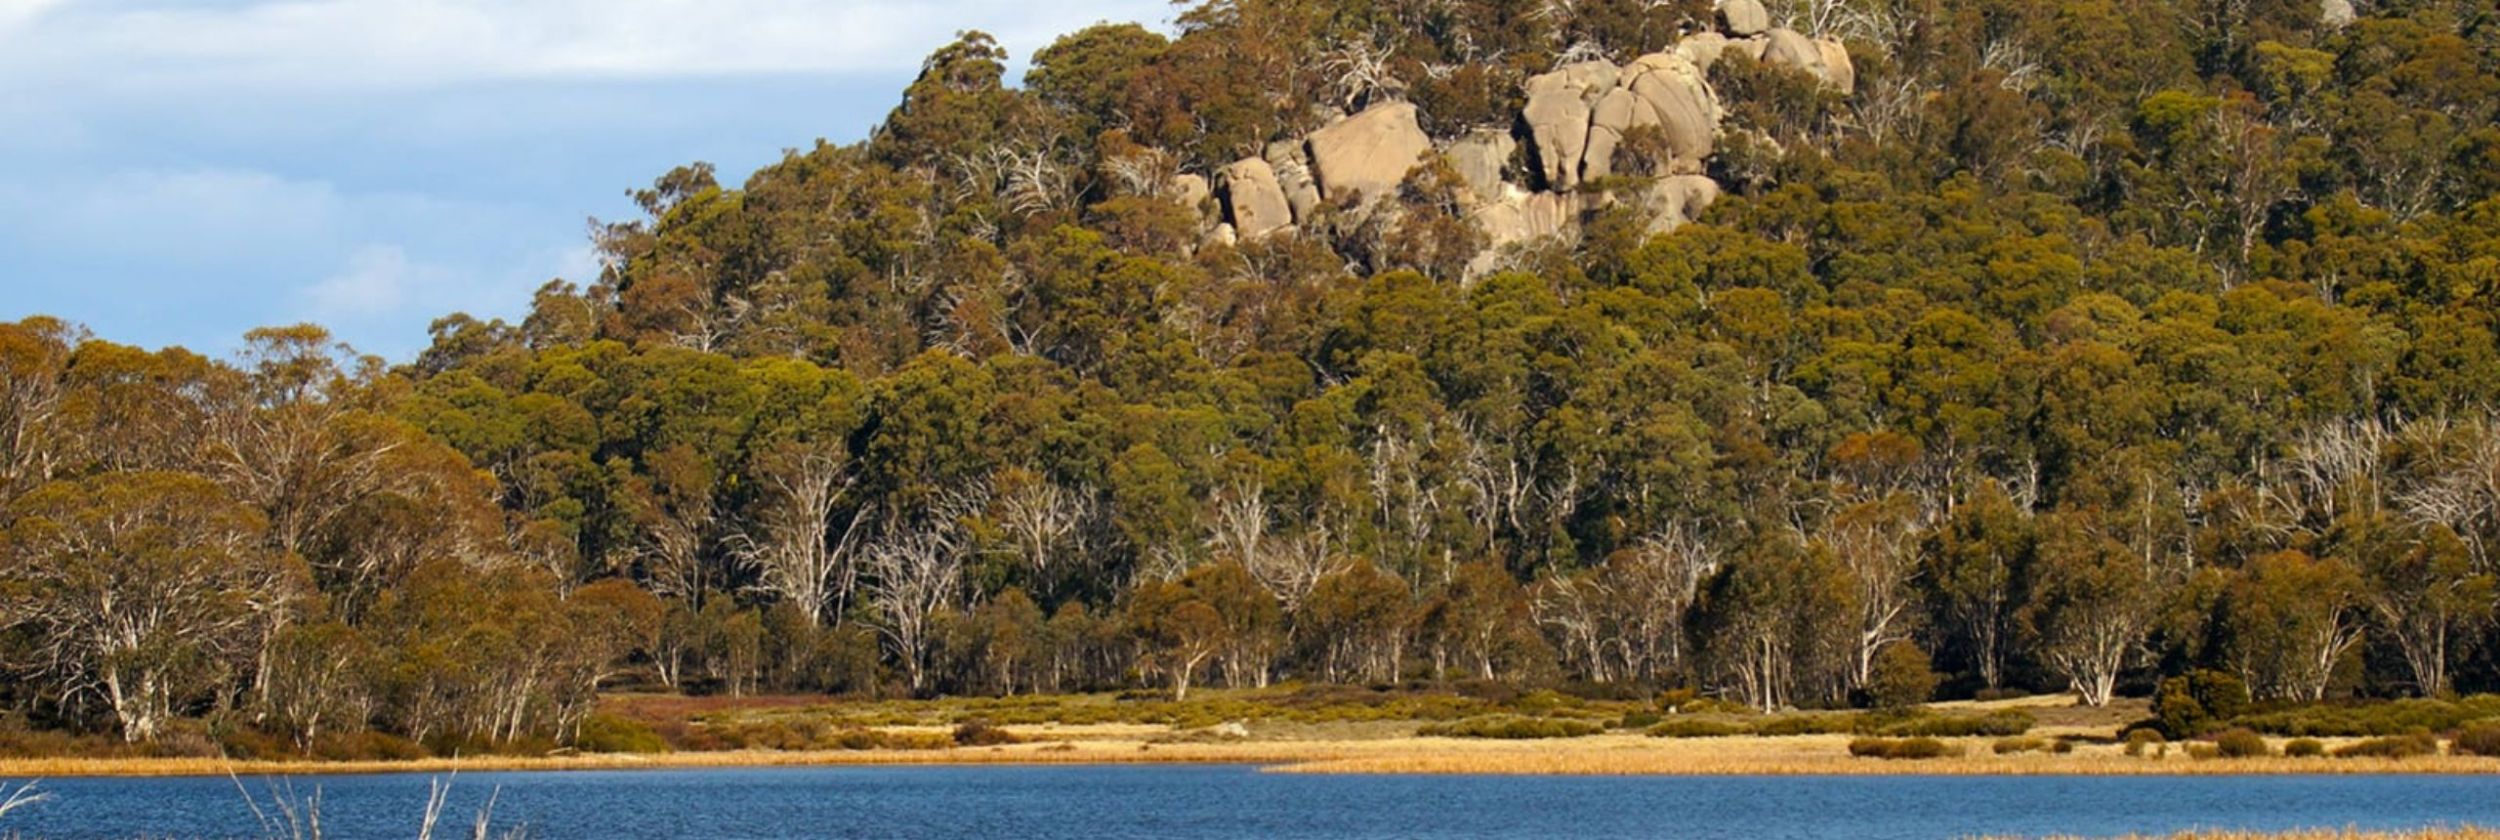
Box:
left=1847, top=737, right=1958, bottom=759
left=1992, top=736, right=2049, bottom=754
left=1875, top=710, right=2034, bottom=738
left=2123, top=728, right=2167, bottom=757
left=1416, top=716, right=1605, bottom=739
left=2236, top=696, right=2500, bottom=738
left=576, top=714, right=670, bottom=754
left=1656, top=689, right=1750, bottom=715
left=1645, top=719, right=1751, bottom=738
left=2284, top=738, right=2326, bottom=758
left=1616, top=711, right=1663, bottom=730
left=1864, top=643, right=1939, bottom=709
left=2455, top=724, right=2500, bottom=758
left=2331, top=733, right=2441, bottom=759
left=1757, top=714, right=1860, bottom=736
left=2153, top=670, right=2251, bottom=738
left=952, top=719, right=1021, bottom=747
left=2213, top=728, right=2269, bottom=758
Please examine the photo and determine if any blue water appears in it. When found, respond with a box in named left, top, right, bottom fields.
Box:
left=5, top=765, right=2496, bottom=839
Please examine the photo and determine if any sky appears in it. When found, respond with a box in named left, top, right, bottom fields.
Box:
left=0, top=0, right=1174, bottom=361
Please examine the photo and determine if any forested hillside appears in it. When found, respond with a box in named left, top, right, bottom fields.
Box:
left=5, top=0, right=2500, bottom=754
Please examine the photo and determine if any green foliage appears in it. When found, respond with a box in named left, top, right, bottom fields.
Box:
left=1847, top=737, right=1959, bottom=760
left=2283, top=738, right=2326, bottom=758
left=1864, top=643, right=1939, bottom=710
left=2234, top=696, right=2500, bottom=737
left=1870, top=710, right=2035, bottom=738
left=2213, top=728, right=2270, bottom=758
left=1645, top=719, right=1752, bottom=738
left=1416, top=716, right=1606, bottom=739
left=577, top=714, right=670, bottom=754
left=2153, top=670, right=2253, bottom=738
left=2453, top=725, right=2500, bottom=758
left=951, top=719, right=1022, bottom=747
left=1992, top=736, right=2050, bottom=755
left=2330, top=733, right=2442, bottom=759
left=2124, top=729, right=2167, bottom=757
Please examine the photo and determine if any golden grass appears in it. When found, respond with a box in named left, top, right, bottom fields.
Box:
left=6, top=732, right=2496, bottom=778
left=1999, top=829, right=2500, bottom=840
left=1264, top=734, right=2500, bottom=776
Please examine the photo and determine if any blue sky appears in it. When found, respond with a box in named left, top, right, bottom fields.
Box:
left=0, top=0, right=1173, bottom=361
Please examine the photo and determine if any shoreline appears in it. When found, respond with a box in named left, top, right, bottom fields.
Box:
left=7, top=734, right=2498, bottom=779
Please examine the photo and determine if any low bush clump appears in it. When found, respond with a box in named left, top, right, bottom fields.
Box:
left=1416, top=716, right=1605, bottom=739
left=1656, top=689, right=1751, bottom=715
left=1875, top=710, right=2035, bottom=738
left=2284, top=738, right=2326, bottom=758
left=2331, top=732, right=2441, bottom=759
left=1616, top=711, right=1662, bottom=730
left=1646, top=719, right=1750, bottom=738
left=2124, top=728, right=2167, bottom=757
left=1757, top=714, right=1860, bottom=736
left=1847, top=737, right=1959, bottom=759
left=952, top=719, right=1020, bottom=747
left=2235, top=695, right=2500, bottom=738
left=2454, top=724, right=2500, bottom=758
left=828, top=728, right=953, bottom=751
left=1992, top=736, right=2049, bottom=755
left=2214, top=728, right=2270, bottom=758
left=2153, top=670, right=2252, bottom=738
left=576, top=713, right=671, bottom=754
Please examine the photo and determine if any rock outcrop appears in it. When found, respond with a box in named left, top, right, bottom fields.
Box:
left=1445, top=129, right=1516, bottom=205
left=1265, top=140, right=1324, bottom=222
left=1523, top=61, right=1621, bottom=190
left=1173, top=174, right=1210, bottom=210
left=1643, top=175, right=1723, bottom=235
left=1815, top=39, right=1856, bottom=95
left=1220, top=158, right=1294, bottom=239
left=1621, top=52, right=1721, bottom=173
left=1306, top=101, right=1434, bottom=202
left=1762, top=29, right=1853, bottom=93
left=1719, top=0, right=1770, bottom=36
left=1475, top=190, right=1589, bottom=250
left=1184, top=7, right=1853, bottom=274
left=2320, top=0, right=2355, bottom=28
left=1676, top=32, right=1732, bottom=71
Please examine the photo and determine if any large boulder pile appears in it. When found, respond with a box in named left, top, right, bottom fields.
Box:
left=1220, top=158, right=1294, bottom=240
left=1306, top=101, right=1435, bottom=202
left=1199, top=8, right=1853, bottom=273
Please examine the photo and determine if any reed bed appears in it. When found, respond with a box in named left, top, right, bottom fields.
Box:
left=2000, top=828, right=2500, bottom=839
left=7, top=733, right=2497, bottom=778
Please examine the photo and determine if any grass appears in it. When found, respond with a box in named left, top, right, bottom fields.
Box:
left=2000, top=829, right=2500, bottom=839
left=5, top=690, right=2499, bottom=778
left=3, top=730, right=2497, bottom=778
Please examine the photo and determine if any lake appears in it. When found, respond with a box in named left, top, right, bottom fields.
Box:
left=6, top=765, right=2497, bottom=839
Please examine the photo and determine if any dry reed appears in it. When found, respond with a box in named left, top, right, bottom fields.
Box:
left=7, top=732, right=2498, bottom=778
left=1996, top=828, right=2500, bottom=840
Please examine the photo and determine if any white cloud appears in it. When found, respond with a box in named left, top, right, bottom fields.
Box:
left=0, top=0, right=1174, bottom=92
left=0, top=0, right=68, bottom=33
left=304, top=244, right=424, bottom=318
left=0, top=168, right=346, bottom=264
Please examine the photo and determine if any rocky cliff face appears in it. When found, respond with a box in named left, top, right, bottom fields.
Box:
left=1209, top=3, right=1853, bottom=278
